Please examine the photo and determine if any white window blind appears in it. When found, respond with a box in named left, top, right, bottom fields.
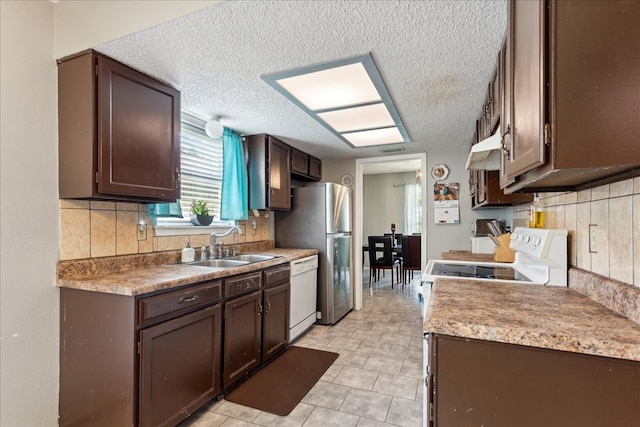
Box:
left=179, top=123, right=224, bottom=218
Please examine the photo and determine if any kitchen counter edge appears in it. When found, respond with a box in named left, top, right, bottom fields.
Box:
left=56, top=249, right=317, bottom=296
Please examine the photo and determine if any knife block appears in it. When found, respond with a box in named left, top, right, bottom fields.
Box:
left=494, top=233, right=515, bottom=263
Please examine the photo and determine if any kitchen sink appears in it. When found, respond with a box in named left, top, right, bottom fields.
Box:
left=225, top=254, right=278, bottom=263
left=187, top=259, right=250, bottom=268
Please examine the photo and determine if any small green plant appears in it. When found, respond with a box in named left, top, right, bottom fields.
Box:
left=190, top=200, right=210, bottom=216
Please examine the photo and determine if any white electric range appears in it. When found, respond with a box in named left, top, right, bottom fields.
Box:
left=423, top=227, right=568, bottom=287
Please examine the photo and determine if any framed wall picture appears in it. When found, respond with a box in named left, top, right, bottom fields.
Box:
left=431, top=164, right=449, bottom=181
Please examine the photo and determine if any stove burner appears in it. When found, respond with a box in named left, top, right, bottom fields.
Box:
left=431, top=263, right=532, bottom=282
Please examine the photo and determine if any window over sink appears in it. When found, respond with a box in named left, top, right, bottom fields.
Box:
left=153, top=111, right=235, bottom=235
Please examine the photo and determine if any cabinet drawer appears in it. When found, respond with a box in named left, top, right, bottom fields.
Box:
left=138, top=281, right=222, bottom=324
left=264, top=266, right=290, bottom=288
left=225, top=272, right=262, bottom=298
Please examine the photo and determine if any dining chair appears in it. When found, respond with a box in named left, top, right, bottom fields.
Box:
left=402, top=235, right=422, bottom=285
left=383, top=233, right=404, bottom=278
left=368, top=236, right=401, bottom=288
left=383, top=233, right=403, bottom=247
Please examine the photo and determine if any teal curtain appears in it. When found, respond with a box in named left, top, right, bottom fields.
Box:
left=147, top=200, right=183, bottom=225
left=220, top=128, right=248, bottom=220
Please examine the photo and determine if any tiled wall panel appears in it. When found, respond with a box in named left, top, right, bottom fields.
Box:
left=512, top=177, right=639, bottom=288
left=59, top=201, right=272, bottom=261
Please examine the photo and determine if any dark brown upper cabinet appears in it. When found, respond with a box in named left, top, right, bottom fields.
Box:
left=246, top=134, right=291, bottom=210
left=470, top=48, right=531, bottom=209
left=500, top=0, right=640, bottom=193
left=291, top=147, right=322, bottom=181
left=58, top=50, right=181, bottom=202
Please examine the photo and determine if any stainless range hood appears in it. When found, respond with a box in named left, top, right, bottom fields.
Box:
left=465, top=126, right=502, bottom=171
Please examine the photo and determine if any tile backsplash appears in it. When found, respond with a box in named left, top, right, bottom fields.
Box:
left=511, top=177, right=640, bottom=287
left=59, top=200, right=271, bottom=260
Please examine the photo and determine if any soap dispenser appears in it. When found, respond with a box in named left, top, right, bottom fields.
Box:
left=181, top=242, right=195, bottom=263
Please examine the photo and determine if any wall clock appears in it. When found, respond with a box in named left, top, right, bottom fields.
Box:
left=431, top=164, right=449, bottom=181
left=341, top=174, right=354, bottom=187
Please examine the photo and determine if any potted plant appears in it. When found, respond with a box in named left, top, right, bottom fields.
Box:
left=190, top=200, right=214, bottom=226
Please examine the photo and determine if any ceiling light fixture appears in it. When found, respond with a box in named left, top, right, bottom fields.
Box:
left=205, top=115, right=224, bottom=139
left=261, top=53, right=410, bottom=148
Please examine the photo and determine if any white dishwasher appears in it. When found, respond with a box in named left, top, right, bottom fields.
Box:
left=289, top=255, right=318, bottom=343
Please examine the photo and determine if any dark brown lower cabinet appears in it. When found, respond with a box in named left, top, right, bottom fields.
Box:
left=223, top=265, right=290, bottom=390
left=223, top=290, right=262, bottom=389
left=426, top=334, right=640, bottom=427
left=59, top=280, right=223, bottom=427
left=60, top=264, right=292, bottom=425
left=139, top=304, right=221, bottom=427
left=262, top=282, right=290, bottom=363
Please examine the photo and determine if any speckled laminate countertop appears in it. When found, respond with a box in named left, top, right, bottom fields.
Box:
left=424, top=278, right=640, bottom=362
left=57, top=248, right=317, bottom=296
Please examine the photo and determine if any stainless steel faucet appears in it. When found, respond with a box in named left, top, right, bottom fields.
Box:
left=210, top=226, right=243, bottom=258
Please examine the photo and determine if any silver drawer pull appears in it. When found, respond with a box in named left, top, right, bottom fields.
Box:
left=178, top=295, right=198, bottom=304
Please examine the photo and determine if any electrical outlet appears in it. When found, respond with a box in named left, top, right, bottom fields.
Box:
left=137, top=224, right=147, bottom=241
left=589, top=224, right=597, bottom=253
left=251, top=219, right=257, bottom=236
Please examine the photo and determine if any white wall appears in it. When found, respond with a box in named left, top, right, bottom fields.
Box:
left=0, top=2, right=59, bottom=424
left=363, top=172, right=415, bottom=245
left=54, top=0, right=219, bottom=58
left=425, top=147, right=511, bottom=260
left=0, top=2, right=218, bottom=424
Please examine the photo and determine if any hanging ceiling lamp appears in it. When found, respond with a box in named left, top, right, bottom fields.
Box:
left=205, top=115, right=224, bottom=139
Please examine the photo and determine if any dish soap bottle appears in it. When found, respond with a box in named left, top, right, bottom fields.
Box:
left=181, top=242, right=195, bottom=263
left=528, top=193, right=545, bottom=228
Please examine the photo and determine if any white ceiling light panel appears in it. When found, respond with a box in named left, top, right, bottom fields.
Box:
left=343, top=127, right=404, bottom=147
left=261, top=53, right=410, bottom=148
left=275, top=63, right=381, bottom=111
left=317, top=103, right=394, bottom=133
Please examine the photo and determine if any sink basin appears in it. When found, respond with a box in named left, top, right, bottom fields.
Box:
left=187, top=259, right=250, bottom=268
left=225, top=254, right=278, bottom=263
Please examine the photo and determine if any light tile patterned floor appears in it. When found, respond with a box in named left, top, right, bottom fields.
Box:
left=180, top=275, right=424, bottom=427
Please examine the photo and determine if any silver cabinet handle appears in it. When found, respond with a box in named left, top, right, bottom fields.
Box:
left=178, top=295, right=198, bottom=304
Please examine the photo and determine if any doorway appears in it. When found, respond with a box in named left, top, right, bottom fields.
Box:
left=353, top=153, right=427, bottom=310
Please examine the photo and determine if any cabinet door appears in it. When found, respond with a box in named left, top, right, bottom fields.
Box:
left=268, top=138, right=291, bottom=210
left=97, top=55, right=181, bottom=201
left=262, top=282, right=290, bottom=363
left=432, top=334, right=640, bottom=427
left=308, top=156, right=322, bottom=180
left=223, top=290, right=262, bottom=389
left=290, top=148, right=308, bottom=175
left=139, top=304, right=221, bottom=427
left=501, top=0, right=546, bottom=184
left=476, top=171, right=487, bottom=205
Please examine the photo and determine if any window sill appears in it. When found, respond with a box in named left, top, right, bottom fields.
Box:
left=153, top=224, right=235, bottom=237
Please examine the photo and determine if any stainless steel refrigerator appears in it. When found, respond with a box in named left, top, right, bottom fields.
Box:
left=275, top=182, right=352, bottom=325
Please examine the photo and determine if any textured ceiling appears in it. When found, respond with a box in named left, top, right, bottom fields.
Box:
left=96, top=0, right=507, bottom=162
